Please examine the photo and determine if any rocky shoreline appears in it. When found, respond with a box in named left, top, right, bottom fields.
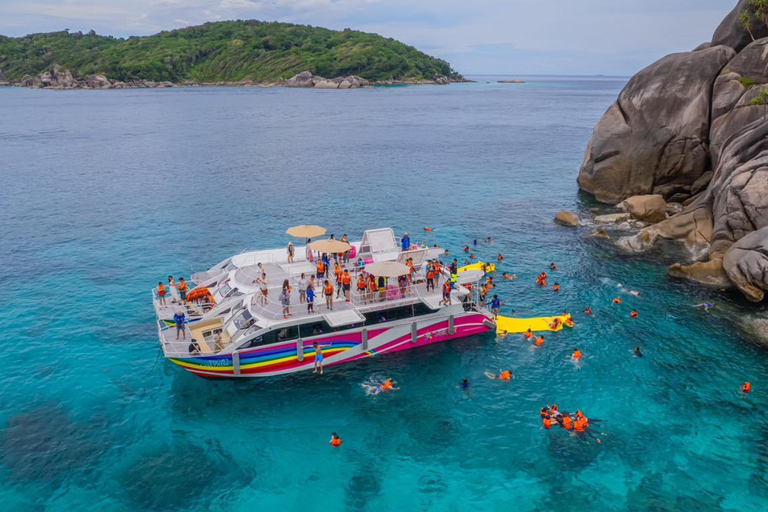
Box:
left=0, top=66, right=467, bottom=90
left=576, top=0, right=768, bottom=305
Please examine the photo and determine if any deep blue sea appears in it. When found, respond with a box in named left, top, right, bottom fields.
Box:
left=2, top=75, right=768, bottom=511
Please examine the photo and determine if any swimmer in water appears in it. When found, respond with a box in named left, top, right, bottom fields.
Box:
left=463, top=246, right=469, bottom=253
left=486, top=237, right=493, bottom=243
left=632, top=346, right=643, bottom=358
left=373, top=378, right=399, bottom=394
left=583, top=306, right=592, bottom=315
left=534, top=335, right=544, bottom=346
left=497, top=254, right=503, bottom=262
left=550, top=263, right=558, bottom=271
left=524, top=328, right=533, bottom=340
left=571, top=348, right=582, bottom=361
left=330, top=432, right=342, bottom=446
left=458, top=378, right=470, bottom=392
left=502, top=273, right=517, bottom=280
left=612, top=297, right=621, bottom=305
left=485, top=369, right=512, bottom=380
left=630, top=309, right=638, bottom=318
left=694, top=302, right=715, bottom=312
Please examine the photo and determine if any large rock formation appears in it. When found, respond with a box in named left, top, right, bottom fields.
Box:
left=283, top=71, right=369, bottom=89
left=578, top=1, right=768, bottom=302
left=577, top=46, right=735, bottom=203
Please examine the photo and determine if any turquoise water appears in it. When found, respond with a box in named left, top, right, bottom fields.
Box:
left=2, top=76, right=768, bottom=511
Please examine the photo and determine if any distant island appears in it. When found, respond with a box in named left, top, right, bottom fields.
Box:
left=0, top=20, right=465, bottom=89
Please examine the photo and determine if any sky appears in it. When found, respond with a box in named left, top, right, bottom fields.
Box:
left=0, top=0, right=738, bottom=76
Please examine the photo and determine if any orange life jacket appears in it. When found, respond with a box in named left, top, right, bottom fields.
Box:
left=613, top=298, right=621, bottom=304
left=562, top=416, right=572, bottom=430
left=157, top=284, right=166, bottom=295
left=534, top=337, right=544, bottom=346
left=443, top=282, right=451, bottom=294
left=342, top=273, right=351, bottom=285
left=357, top=277, right=366, bottom=290
left=524, top=331, right=533, bottom=339
left=324, top=284, right=333, bottom=296
left=178, top=281, right=188, bottom=292
left=542, top=418, right=552, bottom=429
left=317, top=262, right=325, bottom=273
left=331, top=437, right=341, bottom=446
left=334, top=266, right=341, bottom=279
left=427, top=270, right=434, bottom=279
left=499, top=371, right=511, bottom=380
left=574, top=418, right=585, bottom=432
left=742, top=382, right=751, bottom=393
left=630, top=311, right=638, bottom=318
left=573, top=350, right=582, bottom=360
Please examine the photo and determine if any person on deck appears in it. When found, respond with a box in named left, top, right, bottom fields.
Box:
left=298, top=273, right=308, bottom=304
left=323, top=280, right=334, bottom=311
left=402, top=232, right=411, bottom=251
left=174, top=310, right=186, bottom=340
left=287, top=242, right=295, bottom=264
left=306, top=283, right=315, bottom=313
left=157, top=282, right=167, bottom=306
left=177, top=278, right=188, bottom=301
left=342, top=270, right=352, bottom=302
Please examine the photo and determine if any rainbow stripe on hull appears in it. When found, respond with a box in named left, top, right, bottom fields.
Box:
left=169, top=313, right=490, bottom=378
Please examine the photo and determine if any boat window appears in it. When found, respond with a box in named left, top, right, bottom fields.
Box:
left=233, top=310, right=254, bottom=330
left=224, top=260, right=236, bottom=272
left=300, top=322, right=334, bottom=338
left=276, top=326, right=299, bottom=342
left=219, top=283, right=232, bottom=297
left=412, top=303, right=434, bottom=317
left=364, top=305, right=413, bottom=326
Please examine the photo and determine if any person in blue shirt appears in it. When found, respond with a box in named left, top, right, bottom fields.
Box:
left=401, top=232, right=410, bottom=251
left=490, top=295, right=502, bottom=318
left=306, top=285, right=316, bottom=313
left=173, top=310, right=186, bottom=340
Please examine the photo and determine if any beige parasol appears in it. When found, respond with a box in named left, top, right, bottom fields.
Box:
left=308, top=239, right=352, bottom=253
left=365, top=261, right=411, bottom=278
left=286, top=225, right=327, bottom=238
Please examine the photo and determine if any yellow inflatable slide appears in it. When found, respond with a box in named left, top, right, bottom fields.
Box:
left=495, top=314, right=571, bottom=334
left=457, top=261, right=495, bottom=273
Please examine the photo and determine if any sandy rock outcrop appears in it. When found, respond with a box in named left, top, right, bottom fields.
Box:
left=723, top=227, right=768, bottom=301
left=554, top=211, right=580, bottom=227
left=621, top=195, right=667, bottom=223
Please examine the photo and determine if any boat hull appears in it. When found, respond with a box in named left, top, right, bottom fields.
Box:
left=168, top=312, right=491, bottom=378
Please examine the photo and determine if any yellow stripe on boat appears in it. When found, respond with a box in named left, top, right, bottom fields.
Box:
left=495, top=315, right=570, bottom=334
left=457, top=261, right=495, bottom=273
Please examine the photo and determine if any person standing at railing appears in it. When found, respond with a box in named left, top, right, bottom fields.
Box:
left=287, top=242, right=295, bottom=264
left=306, top=239, right=313, bottom=262
left=368, top=274, right=376, bottom=303
left=356, top=274, right=366, bottom=302
left=402, top=232, right=411, bottom=251
left=255, top=272, right=268, bottom=306
left=177, top=278, right=188, bottom=302
left=157, top=282, right=167, bottom=306
left=298, top=273, right=308, bottom=304
left=440, top=281, right=451, bottom=306
left=342, top=270, right=352, bottom=302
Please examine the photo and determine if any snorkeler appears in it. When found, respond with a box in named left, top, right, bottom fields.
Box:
left=485, top=369, right=512, bottom=380
left=374, top=378, right=399, bottom=394
left=694, top=302, right=715, bottom=312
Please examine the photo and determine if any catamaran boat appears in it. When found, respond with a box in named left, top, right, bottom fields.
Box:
left=152, top=228, right=495, bottom=378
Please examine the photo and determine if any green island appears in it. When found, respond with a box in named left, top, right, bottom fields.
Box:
left=0, top=20, right=461, bottom=85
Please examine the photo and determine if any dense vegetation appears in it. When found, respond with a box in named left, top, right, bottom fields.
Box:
left=0, top=21, right=460, bottom=83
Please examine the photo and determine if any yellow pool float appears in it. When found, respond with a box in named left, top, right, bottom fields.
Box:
left=495, top=314, right=570, bottom=334
left=457, top=261, right=495, bottom=274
